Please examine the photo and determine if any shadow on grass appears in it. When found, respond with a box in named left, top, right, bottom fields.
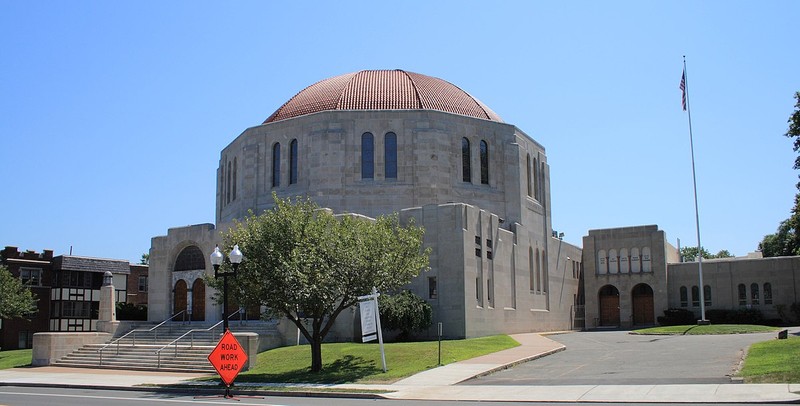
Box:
left=236, top=355, right=381, bottom=384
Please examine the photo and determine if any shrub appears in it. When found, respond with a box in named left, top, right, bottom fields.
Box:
left=706, top=309, right=733, bottom=324
left=378, top=290, right=432, bottom=341
left=116, top=302, right=147, bottom=320
left=729, top=308, right=764, bottom=324
left=657, top=308, right=696, bottom=326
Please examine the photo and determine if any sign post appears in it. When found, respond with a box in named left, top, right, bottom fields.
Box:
left=207, top=330, right=248, bottom=399
left=358, top=287, right=387, bottom=372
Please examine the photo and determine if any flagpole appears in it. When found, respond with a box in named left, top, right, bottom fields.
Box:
left=682, top=56, right=707, bottom=323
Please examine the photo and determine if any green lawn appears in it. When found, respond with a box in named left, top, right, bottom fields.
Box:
left=631, top=324, right=779, bottom=335
left=738, top=336, right=800, bottom=383
left=232, top=335, right=519, bottom=384
left=0, top=349, right=32, bottom=369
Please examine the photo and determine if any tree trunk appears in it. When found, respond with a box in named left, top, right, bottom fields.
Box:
left=310, top=337, right=323, bottom=372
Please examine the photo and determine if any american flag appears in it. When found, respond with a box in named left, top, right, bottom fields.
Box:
left=679, top=70, right=687, bottom=111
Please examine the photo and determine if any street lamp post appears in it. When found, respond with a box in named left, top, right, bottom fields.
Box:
left=210, top=244, right=243, bottom=332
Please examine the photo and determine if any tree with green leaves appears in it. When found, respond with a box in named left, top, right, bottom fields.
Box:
left=760, top=92, right=800, bottom=257
left=0, top=265, right=38, bottom=320
left=140, top=253, right=149, bottom=265
left=379, top=290, right=432, bottom=341
left=680, top=247, right=734, bottom=261
left=212, top=194, right=430, bottom=372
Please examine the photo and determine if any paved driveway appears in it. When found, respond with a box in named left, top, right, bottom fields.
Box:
left=462, top=329, right=791, bottom=385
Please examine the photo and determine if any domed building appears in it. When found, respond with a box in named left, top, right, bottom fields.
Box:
left=148, top=70, right=583, bottom=342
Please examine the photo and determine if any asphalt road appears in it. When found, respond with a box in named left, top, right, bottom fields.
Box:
left=0, top=386, right=755, bottom=406
left=463, top=329, right=785, bottom=385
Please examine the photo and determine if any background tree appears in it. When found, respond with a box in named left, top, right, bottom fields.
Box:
left=378, top=290, right=432, bottom=341
left=0, top=265, right=38, bottom=319
left=680, top=246, right=734, bottom=261
left=760, top=92, right=800, bottom=257
left=140, top=253, right=150, bottom=265
left=212, top=194, right=430, bottom=372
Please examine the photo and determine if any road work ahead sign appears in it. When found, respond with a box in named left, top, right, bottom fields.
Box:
left=207, top=330, right=248, bottom=386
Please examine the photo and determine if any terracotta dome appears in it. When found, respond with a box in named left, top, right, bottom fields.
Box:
left=264, top=70, right=502, bottom=123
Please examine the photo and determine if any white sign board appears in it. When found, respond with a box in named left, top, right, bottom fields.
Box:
left=360, top=299, right=377, bottom=342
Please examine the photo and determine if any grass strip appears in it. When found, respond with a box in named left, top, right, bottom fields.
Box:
left=632, top=324, right=779, bottom=335
left=0, top=349, right=32, bottom=369
left=738, top=336, right=800, bottom=383
left=219, top=334, right=518, bottom=384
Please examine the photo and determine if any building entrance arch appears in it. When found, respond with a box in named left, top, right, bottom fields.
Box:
left=632, top=283, right=654, bottom=325
left=192, top=279, right=206, bottom=321
left=174, top=280, right=188, bottom=318
left=598, top=285, right=620, bottom=326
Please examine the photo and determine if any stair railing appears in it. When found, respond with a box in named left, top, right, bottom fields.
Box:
left=98, top=310, right=187, bottom=366
left=155, top=309, right=239, bottom=369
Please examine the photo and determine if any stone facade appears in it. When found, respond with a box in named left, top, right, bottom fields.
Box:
left=582, top=225, right=800, bottom=327
left=148, top=71, right=583, bottom=340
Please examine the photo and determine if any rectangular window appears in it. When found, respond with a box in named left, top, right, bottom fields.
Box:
left=138, top=275, right=148, bottom=292
left=18, top=331, right=32, bottom=349
left=487, top=251, right=493, bottom=260
left=19, top=268, right=42, bottom=286
left=475, top=236, right=481, bottom=245
left=475, top=248, right=481, bottom=257
left=428, top=277, right=437, bottom=299
left=486, top=239, right=493, bottom=248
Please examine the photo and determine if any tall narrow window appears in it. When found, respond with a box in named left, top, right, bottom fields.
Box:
left=272, top=143, right=281, bottom=187
left=526, top=154, right=532, bottom=197
left=691, top=286, right=700, bottom=307
left=289, top=139, right=298, bottom=185
left=703, top=285, right=712, bottom=307
left=428, top=277, right=437, bottom=299
left=529, top=247, right=535, bottom=291
left=679, top=286, right=688, bottom=307
left=361, top=132, right=374, bottom=179
left=384, top=132, right=397, bottom=179
left=764, top=283, right=773, bottom=304
left=232, top=157, right=237, bottom=200
left=535, top=248, right=541, bottom=292
left=226, top=161, right=232, bottom=203
left=480, top=140, right=489, bottom=185
left=462, top=138, right=471, bottom=182
left=220, top=165, right=225, bottom=208
left=738, top=284, right=747, bottom=305
left=533, top=158, right=540, bottom=200
left=751, top=283, right=759, bottom=305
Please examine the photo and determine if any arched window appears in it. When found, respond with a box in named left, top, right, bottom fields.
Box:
left=691, top=286, right=700, bottom=307
left=480, top=140, right=489, bottom=185
left=703, top=285, right=712, bottom=307
left=764, top=283, right=773, bottom=304
left=462, top=138, right=471, bottom=182
left=738, top=284, right=747, bottom=305
left=289, top=139, right=298, bottom=185
left=641, top=247, right=652, bottom=272
left=361, top=132, right=374, bottom=179
left=384, top=132, right=397, bottom=179
left=232, top=157, right=237, bottom=200
left=751, top=283, right=759, bottom=305
left=272, top=143, right=281, bottom=187
left=174, top=246, right=206, bottom=271
left=526, top=154, right=532, bottom=197
left=679, top=286, right=688, bottom=307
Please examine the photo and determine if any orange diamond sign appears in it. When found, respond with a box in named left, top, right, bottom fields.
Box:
left=208, top=330, right=248, bottom=386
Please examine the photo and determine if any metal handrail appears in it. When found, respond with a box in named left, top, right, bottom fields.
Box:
left=98, top=310, right=187, bottom=366
left=155, top=310, right=240, bottom=368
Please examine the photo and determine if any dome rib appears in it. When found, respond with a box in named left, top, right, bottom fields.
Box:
left=264, top=70, right=502, bottom=124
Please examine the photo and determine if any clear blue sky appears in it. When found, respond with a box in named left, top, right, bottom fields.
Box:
left=2, top=1, right=798, bottom=262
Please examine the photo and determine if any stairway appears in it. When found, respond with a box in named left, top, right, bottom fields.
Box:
left=53, top=321, right=280, bottom=373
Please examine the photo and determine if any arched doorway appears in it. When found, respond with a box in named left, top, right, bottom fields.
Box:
left=632, top=283, right=654, bottom=325
left=192, top=279, right=205, bottom=321
left=174, top=280, right=188, bottom=319
left=598, top=285, right=620, bottom=326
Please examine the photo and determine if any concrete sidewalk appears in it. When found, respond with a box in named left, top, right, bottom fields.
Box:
left=1, top=332, right=799, bottom=403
